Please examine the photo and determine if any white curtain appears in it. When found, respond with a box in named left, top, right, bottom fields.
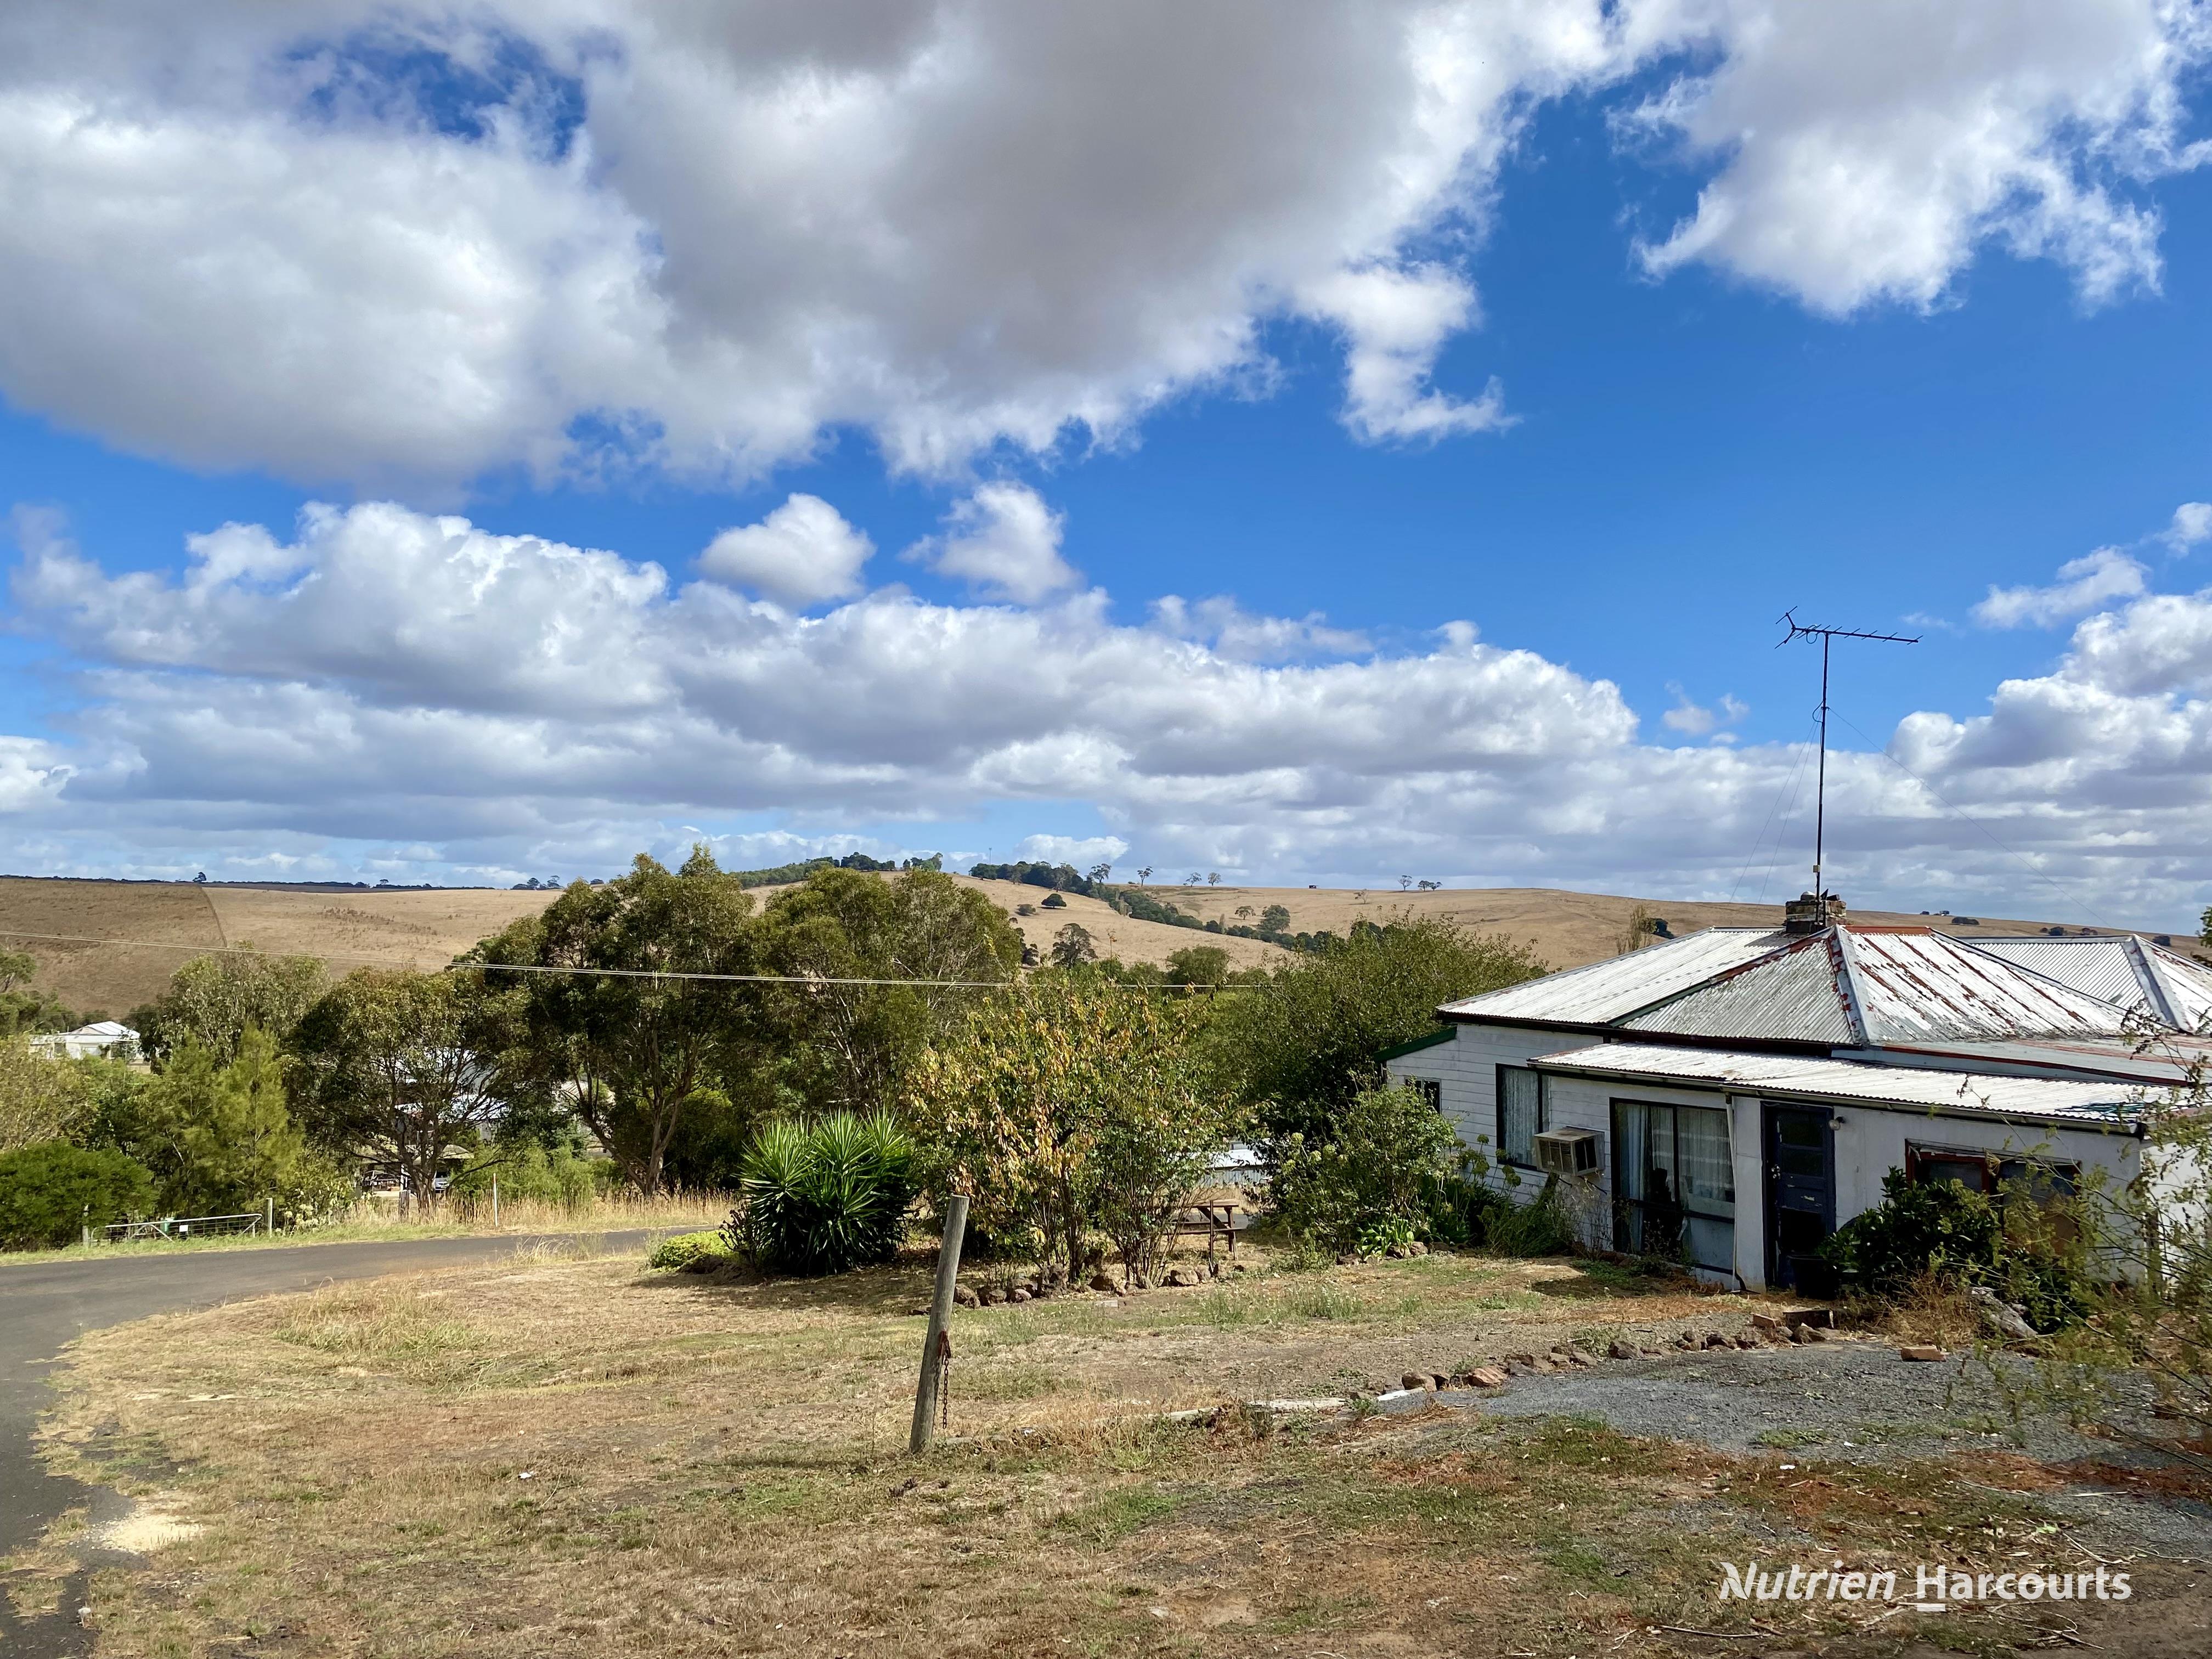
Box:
left=1500, top=1068, right=1543, bottom=1163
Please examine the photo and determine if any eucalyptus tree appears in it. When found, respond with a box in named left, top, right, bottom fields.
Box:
left=289, top=966, right=519, bottom=1210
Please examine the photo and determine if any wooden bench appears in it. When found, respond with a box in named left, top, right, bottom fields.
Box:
left=1164, top=1201, right=1240, bottom=1263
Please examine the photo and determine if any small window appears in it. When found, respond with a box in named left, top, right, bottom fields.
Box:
left=1906, top=1144, right=2080, bottom=1205
left=1409, top=1077, right=1442, bottom=1111
left=1497, top=1065, right=1545, bottom=1166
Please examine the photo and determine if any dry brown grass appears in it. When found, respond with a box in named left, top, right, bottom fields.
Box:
left=2, top=871, right=2148, bottom=1019
left=19, top=1244, right=2163, bottom=1658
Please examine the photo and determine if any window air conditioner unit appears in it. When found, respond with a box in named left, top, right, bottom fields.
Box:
left=1534, top=1128, right=1600, bottom=1178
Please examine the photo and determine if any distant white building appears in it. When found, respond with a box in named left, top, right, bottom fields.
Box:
left=29, top=1020, right=142, bottom=1062
left=1386, top=896, right=2212, bottom=1294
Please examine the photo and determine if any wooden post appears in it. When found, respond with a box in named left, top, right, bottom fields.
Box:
left=266, top=1196, right=274, bottom=1237
left=909, top=1194, right=970, bottom=1454
left=491, top=1174, right=500, bottom=1231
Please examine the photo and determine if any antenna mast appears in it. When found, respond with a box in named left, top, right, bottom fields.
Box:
left=1778, top=610, right=1918, bottom=898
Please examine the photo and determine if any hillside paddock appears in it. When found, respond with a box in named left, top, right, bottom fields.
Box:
left=15, top=1243, right=2210, bottom=1657
left=3, top=872, right=2169, bottom=1023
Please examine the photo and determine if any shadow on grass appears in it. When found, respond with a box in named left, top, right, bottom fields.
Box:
left=1520, top=1256, right=1696, bottom=1300
left=636, top=1255, right=938, bottom=1318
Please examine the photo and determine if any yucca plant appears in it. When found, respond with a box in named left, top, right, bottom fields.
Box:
left=736, top=1111, right=917, bottom=1274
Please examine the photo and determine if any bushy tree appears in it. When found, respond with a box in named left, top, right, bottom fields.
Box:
left=1165, top=945, right=1231, bottom=986
left=0, top=948, right=80, bottom=1036
left=0, top=1038, right=95, bottom=1152
left=909, top=977, right=1240, bottom=1285
left=753, top=865, right=1020, bottom=1114
left=289, top=968, right=520, bottom=1212
left=0, top=1143, right=155, bottom=1249
left=477, top=850, right=757, bottom=1191
left=124, top=1031, right=340, bottom=1218
left=133, top=947, right=327, bottom=1065
left=1268, top=1084, right=1460, bottom=1253
left=1212, top=916, right=1546, bottom=1144
left=1050, top=922, right=1098, bottom=968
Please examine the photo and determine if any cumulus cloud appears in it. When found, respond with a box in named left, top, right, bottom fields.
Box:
left=0, top=4, right=2198, bottom=490
left=11, top=500, right=2212, bottom=923
left=1299, top=266, right=1514, bottom=442
left=1631, top=0, right=2205, bottom=314
left=699, top=494, right=873, bottom=607
left=2162, top=500, right=2212, bottom=551
left=912, top=483, right=1079, bottom=603
left=1148, top=595, right=1370, bottom=662
left=1661, top=686, right=1748, bottom=740
left=1011, top=833, right=1130, bottom=870
left=1973, top=547, right=2148, bottom=628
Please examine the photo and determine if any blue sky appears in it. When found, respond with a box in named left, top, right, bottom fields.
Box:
left=3, top=3, right=2210, bottom=929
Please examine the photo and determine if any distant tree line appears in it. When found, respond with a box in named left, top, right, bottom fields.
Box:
left=1, top=856, right=1551, bottom=1260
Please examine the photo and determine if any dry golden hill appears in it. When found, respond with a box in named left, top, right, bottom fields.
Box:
left=1136, top=882, right=2175, bottom=972
left=1, top=871, right=2183, bottom=1020
left=0, top=880, right=558, bottom=1017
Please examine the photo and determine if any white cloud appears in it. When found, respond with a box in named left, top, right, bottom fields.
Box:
left=1011, top=834, right=1129, bottom=870
left=1299, top=266, right=1515, bottom=442
left=0, top=4, right=2197, bottom=490
left=1973, top=546, right=2147, bottom=628
left=1148, top=595, right=1370, bottom=662
left=1661, top=687, right=1748, bottom=739
left=699, top=494, right=873, bottom=607
left=1630, top=0, right=2205, bottom=314
left=912, top=483, right=1079, bottom=604
left=2162, top=500, right=2212, bottom=551
left=12, top=499, right=2212, bottom=924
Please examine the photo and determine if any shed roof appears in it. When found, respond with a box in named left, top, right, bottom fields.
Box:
left=1530, top=1041, right=2153, bottom=1127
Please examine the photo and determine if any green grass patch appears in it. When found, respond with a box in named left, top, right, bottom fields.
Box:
left=1052, top=1484, right=1190, bottom=1544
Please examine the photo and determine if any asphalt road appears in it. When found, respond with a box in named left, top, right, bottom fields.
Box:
left=0, top=1231, right=658, bottom=1657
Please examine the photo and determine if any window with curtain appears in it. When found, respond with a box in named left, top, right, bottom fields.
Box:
left=1497, top=1066, right=1544, bottom=1166
left=1611, top=1099, right=1735, bottom=1272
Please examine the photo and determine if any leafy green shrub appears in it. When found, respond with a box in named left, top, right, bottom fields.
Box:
left=452, top=1136, right=608, bottom=1208
left=1821, top=1168, right=2090, bottom=1332
left=1268, top=1085, right=1459, bottom=1253
left=1477, top=1178, right=1577, bottom=1257
left=0, top=1142, right=156, bottom=1249
left=646, top=1229, right=731, bottom=1271
left=735, top=1112, right=917, bottom=1275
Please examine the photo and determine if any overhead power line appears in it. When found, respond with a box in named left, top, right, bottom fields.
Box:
left=0, top=927, right=1256, bottom=991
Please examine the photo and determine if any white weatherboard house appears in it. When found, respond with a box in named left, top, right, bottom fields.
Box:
left=1385, top=899, right=2212, bottom=1293
left=27, top=1019, right=141, bottom=1063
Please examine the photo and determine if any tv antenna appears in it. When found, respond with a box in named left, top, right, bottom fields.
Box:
left=1778, top=610, right=1918, bottom=896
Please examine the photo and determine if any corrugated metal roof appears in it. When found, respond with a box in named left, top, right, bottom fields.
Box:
left=1451, top=922, right=2159, bottom=1059
left=1963, top=936, right=2212, bottom=1032
left=1444, top=928, right=1788, bottom=1023
left=1841, top=928, right=2129, bottom=1041
left=1531, top=1041, right=2153, bottom=1125
left=1854, top=1034, right=2212, bottom=1087
left=1621, top=934, right=1859, bottom=1043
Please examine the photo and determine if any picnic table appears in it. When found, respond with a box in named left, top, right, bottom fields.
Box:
left=1165, top=1201, right=1240, bottom=1263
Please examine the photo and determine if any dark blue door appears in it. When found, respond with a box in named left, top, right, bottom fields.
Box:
left=1764, top=1103, right=1835, bottom=1293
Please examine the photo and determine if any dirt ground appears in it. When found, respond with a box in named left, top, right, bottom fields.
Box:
left=16, top=1244, right=2209, bottom=1658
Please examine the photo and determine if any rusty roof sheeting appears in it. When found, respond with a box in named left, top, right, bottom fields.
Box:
left=1963, top=935, right=2212, bottom=1032
left=1452, top=923, right=2145, bottom=1047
